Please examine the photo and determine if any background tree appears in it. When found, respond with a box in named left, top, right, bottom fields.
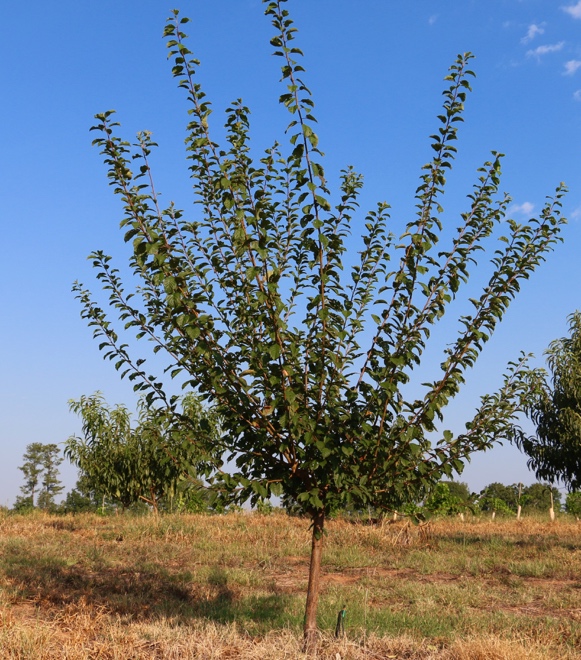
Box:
left=16, top=442, right=63, bottom=510
left=520, top=483, right=561, bottom=513
left=66, top=394, right=137, bottom=510
left=75, top=1, right=566, bottom=645
left=65, top=392, right=218, bottom=513
left=443, top=481, right=472, bottom=504
left=166, top=476, right=214, bottom=513
left=36, top=444, right=64, bottom=511
left=424, top=481, right=474, bottom=516
left=17, top=442, right=44, bottom=508
left=477, top=482, right=519, bottom=513
left=566, top=492, right=581, bottom=517
left=513, top=311, right=581, bottom=490
left=12, top=495, right=35, bottom=513
left=61, top=475, right=109, bottom=514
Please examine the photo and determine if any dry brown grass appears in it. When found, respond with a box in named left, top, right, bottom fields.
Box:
left=1, top=511, right=581, bottom=658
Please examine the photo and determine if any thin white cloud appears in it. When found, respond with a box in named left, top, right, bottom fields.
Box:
left=428, top=15, right=438, bottom=26
left=564, top=60, right=581, bottom=75
left=521, top=23, right=545, bottom=44
left=562, top=1, right=581, bottom=19
left=511, top=202, right=535, bottom=216
left=526, top=42, right=565, bottom=59
left=571, top=205, right=581, bottom=220
left=574, top=89, right=581, bottom=101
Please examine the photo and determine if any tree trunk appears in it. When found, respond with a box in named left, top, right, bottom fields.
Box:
left=303, top=509, right=325, bottom=653
left=151, top=488, right=158, bottom=515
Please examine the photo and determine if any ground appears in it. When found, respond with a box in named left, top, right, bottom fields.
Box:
left=1, top=511, right=580, bottom=658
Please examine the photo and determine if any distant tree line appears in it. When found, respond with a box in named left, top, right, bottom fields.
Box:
left=419, top=480, right=564, bottom=517
left=9, top=440, right=574, bottom=518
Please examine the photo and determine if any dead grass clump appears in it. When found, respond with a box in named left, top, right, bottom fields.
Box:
left=445, top=633, right=574, bottom=660
left=2, top=613, right=575, bottom=660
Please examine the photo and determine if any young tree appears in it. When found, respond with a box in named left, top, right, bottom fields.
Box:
left=513, top=311, right=581, bottom=490
left=65, top=392, right=219, bottom=513
left=75, top=1, right=566, bottom=645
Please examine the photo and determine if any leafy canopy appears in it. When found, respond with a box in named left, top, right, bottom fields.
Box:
left=75, top=0, right=566, bottom=518
left=514, top=311, right=581, bottom=491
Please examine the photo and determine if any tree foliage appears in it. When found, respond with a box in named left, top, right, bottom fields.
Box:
left=424, top=481, right=474, bottom=515
left=65, top=392, right=219, bottom=513
left=17, top=443, right=63, bottom=511
left=477, top=481, right=561, bottom=514
left=520, top=482, right=561, bottom=512
left=17, top=443, right=43, bottom=508
left=75, top=0, right=566, bottom=641
left=566, top=491, right=581, bottom=517
left=38, top=445, right=65, bottom=511
left=61, top=475, right=110, bottom=514
left=477, top=482, right=519, bottom=513
left=513, top=311, right=581, bottom=490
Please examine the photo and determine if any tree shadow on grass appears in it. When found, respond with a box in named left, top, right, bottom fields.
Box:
left=1, top=545, right=295, bottom=630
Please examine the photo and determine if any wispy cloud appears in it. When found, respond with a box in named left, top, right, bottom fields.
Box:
left=511, top=202, right=535, bottom=216
left=574, top=89, right=581, bottom=100
left=428, top=14, right=438, bottom=26
left=571, top=205, right=581, bottom=220
left=526, top=42, right=565, bottom=59
left=562, top=1, right=581, bottom=19
left=521, top=23, right=545, bottom=44
left=564, top=60, right=581, bottom=75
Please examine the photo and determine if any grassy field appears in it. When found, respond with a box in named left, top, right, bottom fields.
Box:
left=1, top=511, right=581, bottom=658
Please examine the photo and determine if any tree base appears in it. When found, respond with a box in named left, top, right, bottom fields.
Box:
left=302, top=627, right=320, bottom=654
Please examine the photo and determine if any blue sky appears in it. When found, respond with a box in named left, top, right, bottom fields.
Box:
left=1, top=0, right=580, bottom=506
